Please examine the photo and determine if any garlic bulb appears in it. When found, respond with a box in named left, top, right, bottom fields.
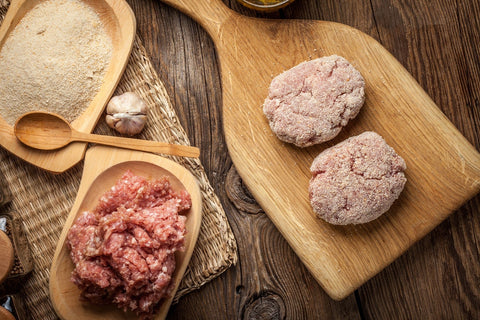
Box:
left=106, top=92, right=147, bottom=136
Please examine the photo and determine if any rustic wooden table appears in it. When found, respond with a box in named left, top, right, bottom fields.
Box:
left=126, top=0, right=480, bottom=318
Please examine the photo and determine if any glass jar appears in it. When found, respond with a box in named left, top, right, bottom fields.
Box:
left=0, top=213, right=33, bottom=292
left=236, top=0, right=296, bottom=11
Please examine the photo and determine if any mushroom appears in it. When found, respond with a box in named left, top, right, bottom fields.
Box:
left=105, top=92, right=147, bottom=136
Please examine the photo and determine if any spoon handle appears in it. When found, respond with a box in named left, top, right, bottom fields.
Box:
left=71, top=131, right=200, bottom=158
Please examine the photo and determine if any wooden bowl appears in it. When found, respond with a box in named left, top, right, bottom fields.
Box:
left=49, top=145, right=202, bottom=320
left=0, top=0, right=136, bottom=173
left=0, top=231, right=14, bottom=284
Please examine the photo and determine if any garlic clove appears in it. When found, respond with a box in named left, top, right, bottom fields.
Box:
left=106, top=92, right=147, bottom=136
left=105, top=114, right=119, bottom=128
left=106, top=92, right=147, bottom=115
left=106, top=114, right=147, bottom=136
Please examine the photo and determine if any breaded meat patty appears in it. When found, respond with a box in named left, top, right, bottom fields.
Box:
left=309, top=131, right=406, bottom=225
left=263, top=55, right=365, bottom=147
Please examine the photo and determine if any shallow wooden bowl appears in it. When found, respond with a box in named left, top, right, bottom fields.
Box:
left=0, top=0, right=136, bottom=173
left=49, top=145, right=202, bottom=320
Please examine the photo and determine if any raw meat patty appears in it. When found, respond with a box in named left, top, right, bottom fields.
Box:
left=263, top=55, right=365, bottom=147
left=309, top=131, right=406, bottom=225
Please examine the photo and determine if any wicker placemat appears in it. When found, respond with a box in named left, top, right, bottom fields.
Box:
left=0, top=2, right=237, bottom=318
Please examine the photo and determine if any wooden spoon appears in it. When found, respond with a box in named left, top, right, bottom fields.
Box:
left=50, top=145, right=202, bottom=320
left=14, top=112, right=199, bottom=158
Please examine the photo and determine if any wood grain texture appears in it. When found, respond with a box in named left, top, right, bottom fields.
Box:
left=0, top=0, right=135, bottom=173
left=127, top=0, right=480, bottom=318
left=357, top=0, right=480, bottom=318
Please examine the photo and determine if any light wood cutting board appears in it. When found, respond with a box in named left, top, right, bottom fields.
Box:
left=159, top=0, right=480, bottom=300
left=0, top=0, right=135, bottom=173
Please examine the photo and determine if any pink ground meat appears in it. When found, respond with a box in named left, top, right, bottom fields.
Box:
left=309, top=131, right=406, bottom=225
left=263, top=55, right=365, bottom=147
left=67, top=170, right=191, bottom=319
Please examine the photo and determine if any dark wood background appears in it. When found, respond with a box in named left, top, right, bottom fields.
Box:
left=126, top=0, right=480, bottom=318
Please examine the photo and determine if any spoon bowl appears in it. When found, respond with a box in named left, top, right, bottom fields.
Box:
left=14, top=112, right=73, bottom=150
left=14, top=112, right=200, bottom=158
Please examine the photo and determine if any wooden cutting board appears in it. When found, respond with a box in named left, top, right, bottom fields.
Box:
left=0, top=0, right=135, bottom=173
left=159, top=0, right=480, bottom=300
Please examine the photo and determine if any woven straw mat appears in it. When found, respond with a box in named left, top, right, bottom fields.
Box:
left=0, top=2, right=237, bottom=319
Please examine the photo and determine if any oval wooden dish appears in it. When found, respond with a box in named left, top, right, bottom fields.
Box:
left=49, top=145, right=202, bottom=320
left=0, top=0, right=136, bottom=173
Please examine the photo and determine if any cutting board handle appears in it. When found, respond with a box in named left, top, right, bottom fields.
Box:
left=159, top=0, right=234, bottom=35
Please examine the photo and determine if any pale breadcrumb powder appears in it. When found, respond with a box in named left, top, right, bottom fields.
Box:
left=0, top=0, right=112, bottom=126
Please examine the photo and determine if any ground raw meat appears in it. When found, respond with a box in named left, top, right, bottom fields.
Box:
left=67, top=170, right=191, bottom=319
left=309, top=131, right=406, bottom=225
left=263, top=55, right=365, bottom=147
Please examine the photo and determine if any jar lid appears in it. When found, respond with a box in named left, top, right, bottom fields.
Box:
left=0, top=231, right=14, bottom=284
left=236, top=0, right=295, bottom=11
